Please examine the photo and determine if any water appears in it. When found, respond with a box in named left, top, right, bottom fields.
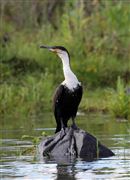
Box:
left=1, top=112, right=130, bottom=179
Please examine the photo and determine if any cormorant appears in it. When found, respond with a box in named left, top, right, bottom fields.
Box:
left=40, top=45, right=83, bottom=133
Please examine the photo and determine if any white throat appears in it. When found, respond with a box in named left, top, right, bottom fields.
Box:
left=57, top=51, right=80, bottom=90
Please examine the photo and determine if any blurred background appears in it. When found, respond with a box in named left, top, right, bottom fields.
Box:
left=0, top=0, right=130, bottom=120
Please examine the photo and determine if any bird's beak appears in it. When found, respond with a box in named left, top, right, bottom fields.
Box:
left=40, top=45, right=56, bottom=52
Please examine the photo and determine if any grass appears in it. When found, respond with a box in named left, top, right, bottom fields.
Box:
left=0, top=1, right=130, bottom=121
left=108, top=76, right=130, bottom=120
left=0, top=73, right=54, bottom=118
left=81, top=88, right=109, bottom=113
left=81, top=77, right=130, bottom=120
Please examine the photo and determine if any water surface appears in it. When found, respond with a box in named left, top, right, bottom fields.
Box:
left=1, top=113, right=130, bottom=179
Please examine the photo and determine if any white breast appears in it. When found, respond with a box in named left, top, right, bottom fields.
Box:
left=61, top=76, right=81, bottom=91
left=62, top=80, right=80, bottom=91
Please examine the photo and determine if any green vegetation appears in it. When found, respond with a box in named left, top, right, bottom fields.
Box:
left=109, top=76, right=130, bottom=119
left=21, top=131, right=46, bottom=145
left=20, top=132, right=46, bottom=156
left=0, top=0, right=130, bottom=120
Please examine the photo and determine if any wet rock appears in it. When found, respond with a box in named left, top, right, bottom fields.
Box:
left=38, top=127, right=114, bottom=161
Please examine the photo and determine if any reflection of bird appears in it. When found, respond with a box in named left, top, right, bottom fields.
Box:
left=40, top=45, right=83, bottom=133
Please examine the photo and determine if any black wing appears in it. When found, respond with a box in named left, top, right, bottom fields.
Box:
left=53, top=84, right=64, bottom=112
left=53, top=85, right=65, bottom=131
left=53, top=85, right=64, bottom=116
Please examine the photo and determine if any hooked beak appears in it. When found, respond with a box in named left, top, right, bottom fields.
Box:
left=40, top=45, right=56, bottom=52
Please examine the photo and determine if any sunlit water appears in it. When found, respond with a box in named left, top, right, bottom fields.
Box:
left=1, top=113, right=130, bottom=179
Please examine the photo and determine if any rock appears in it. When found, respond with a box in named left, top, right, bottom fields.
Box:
left=38, top=127, right=114, bottom=161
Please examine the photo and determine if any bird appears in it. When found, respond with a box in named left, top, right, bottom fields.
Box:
left=40, top=45, right=83, bottom=133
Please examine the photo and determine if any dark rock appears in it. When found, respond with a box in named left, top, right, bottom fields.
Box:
left=38, top=127, right=114, bottom=161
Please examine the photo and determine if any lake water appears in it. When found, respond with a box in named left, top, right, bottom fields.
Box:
left=1, top=112, right=130, bottom=179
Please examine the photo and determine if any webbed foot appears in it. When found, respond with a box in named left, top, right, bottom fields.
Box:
left=60, top=127, right=66, bottom=138
left=71, top=123, right=79, bottom=130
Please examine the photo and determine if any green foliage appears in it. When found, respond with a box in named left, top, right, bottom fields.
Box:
left=81, top=88, right=110, bottom=113
left=108, top=77, right=130, bottom=120
left=0, top=73, right=54, bottom=118
left=0, top=1, right=130, bottom=119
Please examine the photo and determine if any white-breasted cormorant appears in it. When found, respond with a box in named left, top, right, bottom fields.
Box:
left=40, top=45, right=83, bottom=133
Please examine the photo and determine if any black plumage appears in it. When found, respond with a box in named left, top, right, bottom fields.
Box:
left=53, top=84, right=83, bottom=133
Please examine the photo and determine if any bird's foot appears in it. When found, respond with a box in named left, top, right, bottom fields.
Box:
left=71, top=123, right=79, bottom=130
left=60, top=127, right=66, bottom=138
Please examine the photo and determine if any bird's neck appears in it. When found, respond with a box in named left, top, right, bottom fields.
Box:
left=58, top=53, right=80, bottom=90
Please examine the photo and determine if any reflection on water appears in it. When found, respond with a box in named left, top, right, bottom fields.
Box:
left=1, top=113, right=130, bottom=179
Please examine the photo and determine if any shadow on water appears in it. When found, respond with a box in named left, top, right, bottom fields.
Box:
left=1, top=112, right=130, bottom=179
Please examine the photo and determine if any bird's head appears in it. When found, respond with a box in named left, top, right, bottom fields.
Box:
left=40, top=45, right=70, bottom=62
